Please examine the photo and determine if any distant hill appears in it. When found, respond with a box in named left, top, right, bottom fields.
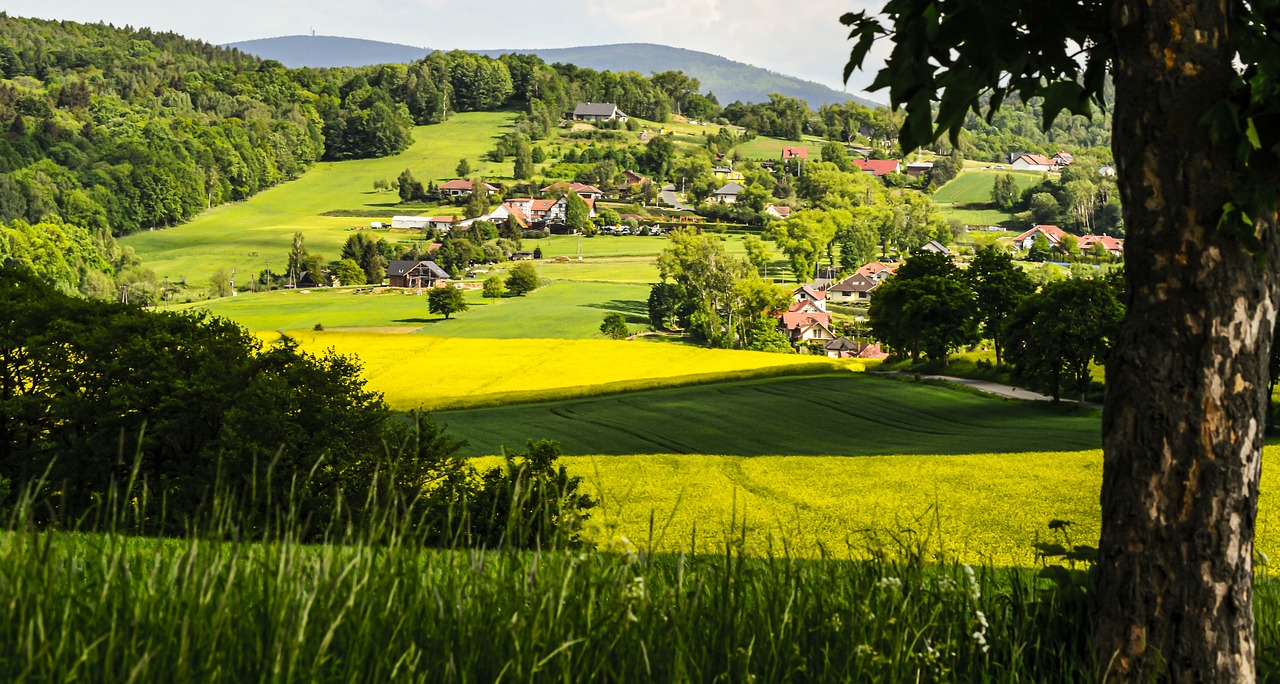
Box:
left=225, top=36, right=879, bottom=109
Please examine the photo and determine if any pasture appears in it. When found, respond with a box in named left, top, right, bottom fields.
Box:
left=121, top=112, right=519, bottom=285
left=731, top=135, right=828, bottom=160
left=185, top=281, right=652, bottom=337
left=274, top=331, right=853, bottom=410
left=439, top=373, right=1101, bottom=457
left=931, top=169, right=1043, bottom=204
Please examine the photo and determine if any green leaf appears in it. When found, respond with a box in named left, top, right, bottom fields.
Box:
left=1246, top=117, right=1263, bottom=150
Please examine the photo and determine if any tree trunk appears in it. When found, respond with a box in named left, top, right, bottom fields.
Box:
left=1096, top=0, right=1280, bottom=679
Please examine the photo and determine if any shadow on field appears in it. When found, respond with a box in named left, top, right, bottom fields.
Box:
left=393, top=317, right=436, bottom=324
left=583, top=299, right=648, bottom=324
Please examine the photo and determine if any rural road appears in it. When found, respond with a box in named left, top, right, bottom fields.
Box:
left=877, top=372, right=1102, bottom=408
left=660, top=184, right=693, bottom=211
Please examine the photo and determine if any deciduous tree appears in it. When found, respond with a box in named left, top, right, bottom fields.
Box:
left=843, top=0, right=1280, bottom=676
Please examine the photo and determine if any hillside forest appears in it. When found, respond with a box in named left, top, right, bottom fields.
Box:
left=0, top=13, right=1111, bottom=299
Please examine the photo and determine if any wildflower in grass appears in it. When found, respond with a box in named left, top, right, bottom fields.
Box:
left=963, top=564, right=981, bottom=600
left=876, top=576, right=903, bottom=590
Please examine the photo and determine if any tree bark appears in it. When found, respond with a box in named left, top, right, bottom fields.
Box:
left=1097, top=0, right=1280, bottom=680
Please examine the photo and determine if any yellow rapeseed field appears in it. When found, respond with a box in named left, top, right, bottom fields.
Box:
left=477, top=449, right=1280, bottom=567
left=269, top=331, right=858, bottom=410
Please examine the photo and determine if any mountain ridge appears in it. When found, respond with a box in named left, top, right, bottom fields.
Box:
left=225, top=35, right=880, bottom=109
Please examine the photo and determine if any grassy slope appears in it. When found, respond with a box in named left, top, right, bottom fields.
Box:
left=732, top=135, right=828, bottom=161
left=439, top=373, right=1101, bottom=457
left=931, top=169, right=1044, bottom=204
left=121, top=112, right=518, bottom=285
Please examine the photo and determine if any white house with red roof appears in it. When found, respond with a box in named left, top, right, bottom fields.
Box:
left=1053, top=151, right=1075, bottom=166
left=1077, top=234, right=1125, bottom=257
left=781, top=147, right=808, bottom=160
left=856, top=261, right=897, bottom=281
left=1010, top=154, right=1057, bottom=172
left=764, top=205, right=792, bottom=219
left=853, top=159, right=902, bottom=176
left=1014, top=224, right=1067, bottom=250
left=440, top=179, right=499, bottom=197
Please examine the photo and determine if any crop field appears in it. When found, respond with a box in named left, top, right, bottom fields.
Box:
left=274, top=331, right=852, bottom=410
left=932, top=169, right=1044, bottom=204
left=440, top=373, right=1101, bottom=457
left=121, top=112, right=519, bottom=285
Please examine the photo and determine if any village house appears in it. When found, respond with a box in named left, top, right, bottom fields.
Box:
left=504, top=194, right=596, bottom=226
left=857, top=261, right=897, bottom=281
left=824, top=337, right=889, bottom=359
left=1099, top=164, right=1117, bottom=177
left=391, top=215, right=432, bottom=229
left=386, top=260, right=451, bottom=289
left=853, top=159, right=902, bottom=176
left=921, top=239, right=952, bottom=255
left=440, top=179, right=499, bottom=198
left=712, top=166, right=744, bottom=181
left=618, top=169, right=649, bottom=189
left=764, top=205, right=792, bottom=220
left=1014, top=224, right=1067, bottom=250
left=1010, top=153, right=1057, bottom=172
left=781, top=147, right=808, bottom=161
left=712, top=182, right=744, bottom=204
left=542, top=182, right=606, bottom=201
left=778, top=288, right=835, bottom=343
left=571, top=102, right=628, bottom=122
left=826, top=272, right=881, bottom=302
left=1053, top=150, right=1075, bottom=166
left=1077, top=234, right=1125, bottom=257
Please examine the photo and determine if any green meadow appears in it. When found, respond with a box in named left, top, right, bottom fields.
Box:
left=437, top=373, right=1102, bottom=457
left=177, top=281, right=652, bottom=338
left=932, top=169, right=1045, bottom=204
left=121, top=112, right=519, bottom=285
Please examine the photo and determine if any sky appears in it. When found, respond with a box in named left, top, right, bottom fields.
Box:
left=11, top=0, right=891, bottom=96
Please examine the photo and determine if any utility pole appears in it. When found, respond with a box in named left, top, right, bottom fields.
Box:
left=230, top=268, right=236, bottom=297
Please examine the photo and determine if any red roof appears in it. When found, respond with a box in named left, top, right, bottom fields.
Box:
left=782, top=147, right=808, bottom=160
left=1016, top=154, right=1056, bottom=167
left=788, top=300, right=824, bottom=313
left=543, top=182, right=604, bottom=195
left=441, top=179, right=498, bottom=191
left=796, top=285, right=826, bottom=302
left=779, top=311, right=832, bottom=330
left=766, top=205, right=792, bottom=218
left=1077, top=234, right=1124, bottom=252
left=853, top=159, right=901, bottom=176
left=1015, top=225, right=1067, bottom=244
left=856, top=262, right=896, bottom=278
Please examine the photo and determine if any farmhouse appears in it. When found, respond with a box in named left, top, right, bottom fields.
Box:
left=571, top=102, right=628, bottom=122
left=712, top=182, right=744, bottom=204
left=386, top=260, right=450, bottom=288
left=1053, top=150, right=1075, bottom=166
left=505, top=194, right=596, bottom=226
left=764, top=205, right=792, bottom=219
left=857, top=261, right=897, bottom=281
left=1010, top=153, right=1057, bottom=171
left=824, top=337, right=888, bottom=359
left=440, top=179, right=499, bottom=197
left=1014, top=224, right=1067, bottom=250
left=853, top=159, right=901, bottom=176
left=781, top=147, right=808, bottom=160
left=1099, top=164, right=1117, bottom=177
left=618, top=169, right=649, bottom=188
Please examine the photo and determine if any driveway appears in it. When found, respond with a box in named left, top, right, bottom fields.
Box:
left=660, top=184, right=692, bottom=211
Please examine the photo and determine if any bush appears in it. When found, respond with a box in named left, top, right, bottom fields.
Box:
left=482, top=275, right=505, bottom=298
left=600, top=312, right=629, bottom=340
left=522, top=230, right=549, bottom=240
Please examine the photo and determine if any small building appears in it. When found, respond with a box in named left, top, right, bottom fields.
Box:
left=781, top=147, right=808, bottom=160
left=1010, top=154, right=1057, bottom=172
left=824, top=337, right=887, bottom=359
left=1053, top=151, right=1075, bottom=166
left=618, top=169, right=649, bottom=188
left=764, top=205, right=792, bottom=220
left=905, top=161, right=934, bottom=178
left=712, top=182, right=745, bottom=204
left=857, top=261, right=897, bottom=281
left=853, top=159, right=901, bottom=176
left=712, top=166, right=744, bottom=181
left=571, top=102, right=628, bottom=122
left=921, top=240, right=952, bottom=255
left=792, top=284, right=827, bottom=312
left=1099, top=164, right=1117, bottom=178
left=391, top=216, right=432, bottom=229
left=440, top=179, right=498, bottom=198
left=511, top=251, right=536, bottom=261
left=1014, top=224, right=1067, bottom=250
left=386, top=260, right=450, bottom=288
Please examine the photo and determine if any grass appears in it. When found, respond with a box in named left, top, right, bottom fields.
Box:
left=438, top=373, right=1101, bottom=457
left=931, top=170, right=1043, bottom=204
left=731, top=135, right=824, bottom=160
left=274, top=331, right=854, bottom=410
left=121, top=112, right=519, bottom=286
